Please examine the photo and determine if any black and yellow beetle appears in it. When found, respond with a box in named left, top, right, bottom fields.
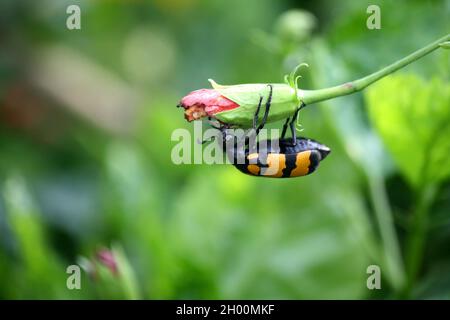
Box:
left=208, top=84, right=330, bottom=178
left=225, top=136, right=330, bottom=178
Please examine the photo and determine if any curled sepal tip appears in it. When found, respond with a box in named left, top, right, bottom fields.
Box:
left=284, top=62, right=309, bottom=103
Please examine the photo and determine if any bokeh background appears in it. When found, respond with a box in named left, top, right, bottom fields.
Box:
left=0, top=0, right=449, bottom=299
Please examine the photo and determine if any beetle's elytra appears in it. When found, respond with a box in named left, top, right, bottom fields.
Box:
left=226, top=137, right=330, bottom=178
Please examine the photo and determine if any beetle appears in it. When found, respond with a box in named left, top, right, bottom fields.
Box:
left=209, top=84, right=331, bottom=178
left=226, top=135, right=331, bottom=178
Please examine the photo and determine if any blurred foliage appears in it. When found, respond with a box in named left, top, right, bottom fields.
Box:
left=367, top=75, right=450, bottom=188
left=0, top=0, right=449, bottom=299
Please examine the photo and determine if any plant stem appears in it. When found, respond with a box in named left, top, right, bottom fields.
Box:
left=403, top=184, right=437, bottom=297
left=299, top=34, right=450, bottom=104
left=368, top=174, right=405, bottom=292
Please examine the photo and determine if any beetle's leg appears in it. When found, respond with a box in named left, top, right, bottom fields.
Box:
left=246, top=93, right=264, bottom=147
left=198, top=127, right=224, bottom=144
left=198, top=136, right=215, bottom=144
left=288, top=107, right=300, bottom=145
left=287, top=102, right=306, bottom=145
left=256, top=84, right=273, bottom=134
left=199, top=120, right=218, bottom=144
left=201, top=122, right=229, bottom=145
left=253, top=95, right=263, bottom=130
left=281, top=117, right=290, bottom=139
left=246, top=84, right=273, bottom=148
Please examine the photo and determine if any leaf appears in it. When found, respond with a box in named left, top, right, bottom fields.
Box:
left=2, top=176, right=68, bottom=298
left=366, top=74, right=450, bottom=188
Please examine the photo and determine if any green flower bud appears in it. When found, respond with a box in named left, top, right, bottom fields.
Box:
left=210, top=79, right=301, bottom=128
left=275, top=10, right=316, bottom=44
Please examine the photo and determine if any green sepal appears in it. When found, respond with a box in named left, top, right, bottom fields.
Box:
left=284, top=62, right=309, bottom=94
left=209, top=79, right=300, bottom=128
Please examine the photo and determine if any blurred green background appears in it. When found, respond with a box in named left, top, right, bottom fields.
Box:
left=0, top=0, right=449, bottom=299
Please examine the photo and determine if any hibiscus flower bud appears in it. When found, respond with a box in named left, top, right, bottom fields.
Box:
left=178, top=79, right=301, bottom=128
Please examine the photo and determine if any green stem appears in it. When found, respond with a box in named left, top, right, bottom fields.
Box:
left=299, top=34, right=450, bottom=104
left=368, top=174, right=405, bottom=292
left=403, top=184, right=437, bottom=297
left=402, top=119, right=446, bottom=296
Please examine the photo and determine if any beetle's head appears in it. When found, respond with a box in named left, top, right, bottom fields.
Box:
left=315, top=142, right=331, bottom=160
left=301, top=138, right=331, bottom=160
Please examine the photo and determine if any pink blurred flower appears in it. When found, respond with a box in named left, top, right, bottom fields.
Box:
left=96, top=248, right=118, bottom=275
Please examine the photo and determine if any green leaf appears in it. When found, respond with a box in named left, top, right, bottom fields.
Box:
left=366, top=74, right=450, bottom=188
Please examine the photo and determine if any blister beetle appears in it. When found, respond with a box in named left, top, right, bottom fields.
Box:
left=224, top=135, right=330, bottom=178
left=207, top=84, right=331, bottom=178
